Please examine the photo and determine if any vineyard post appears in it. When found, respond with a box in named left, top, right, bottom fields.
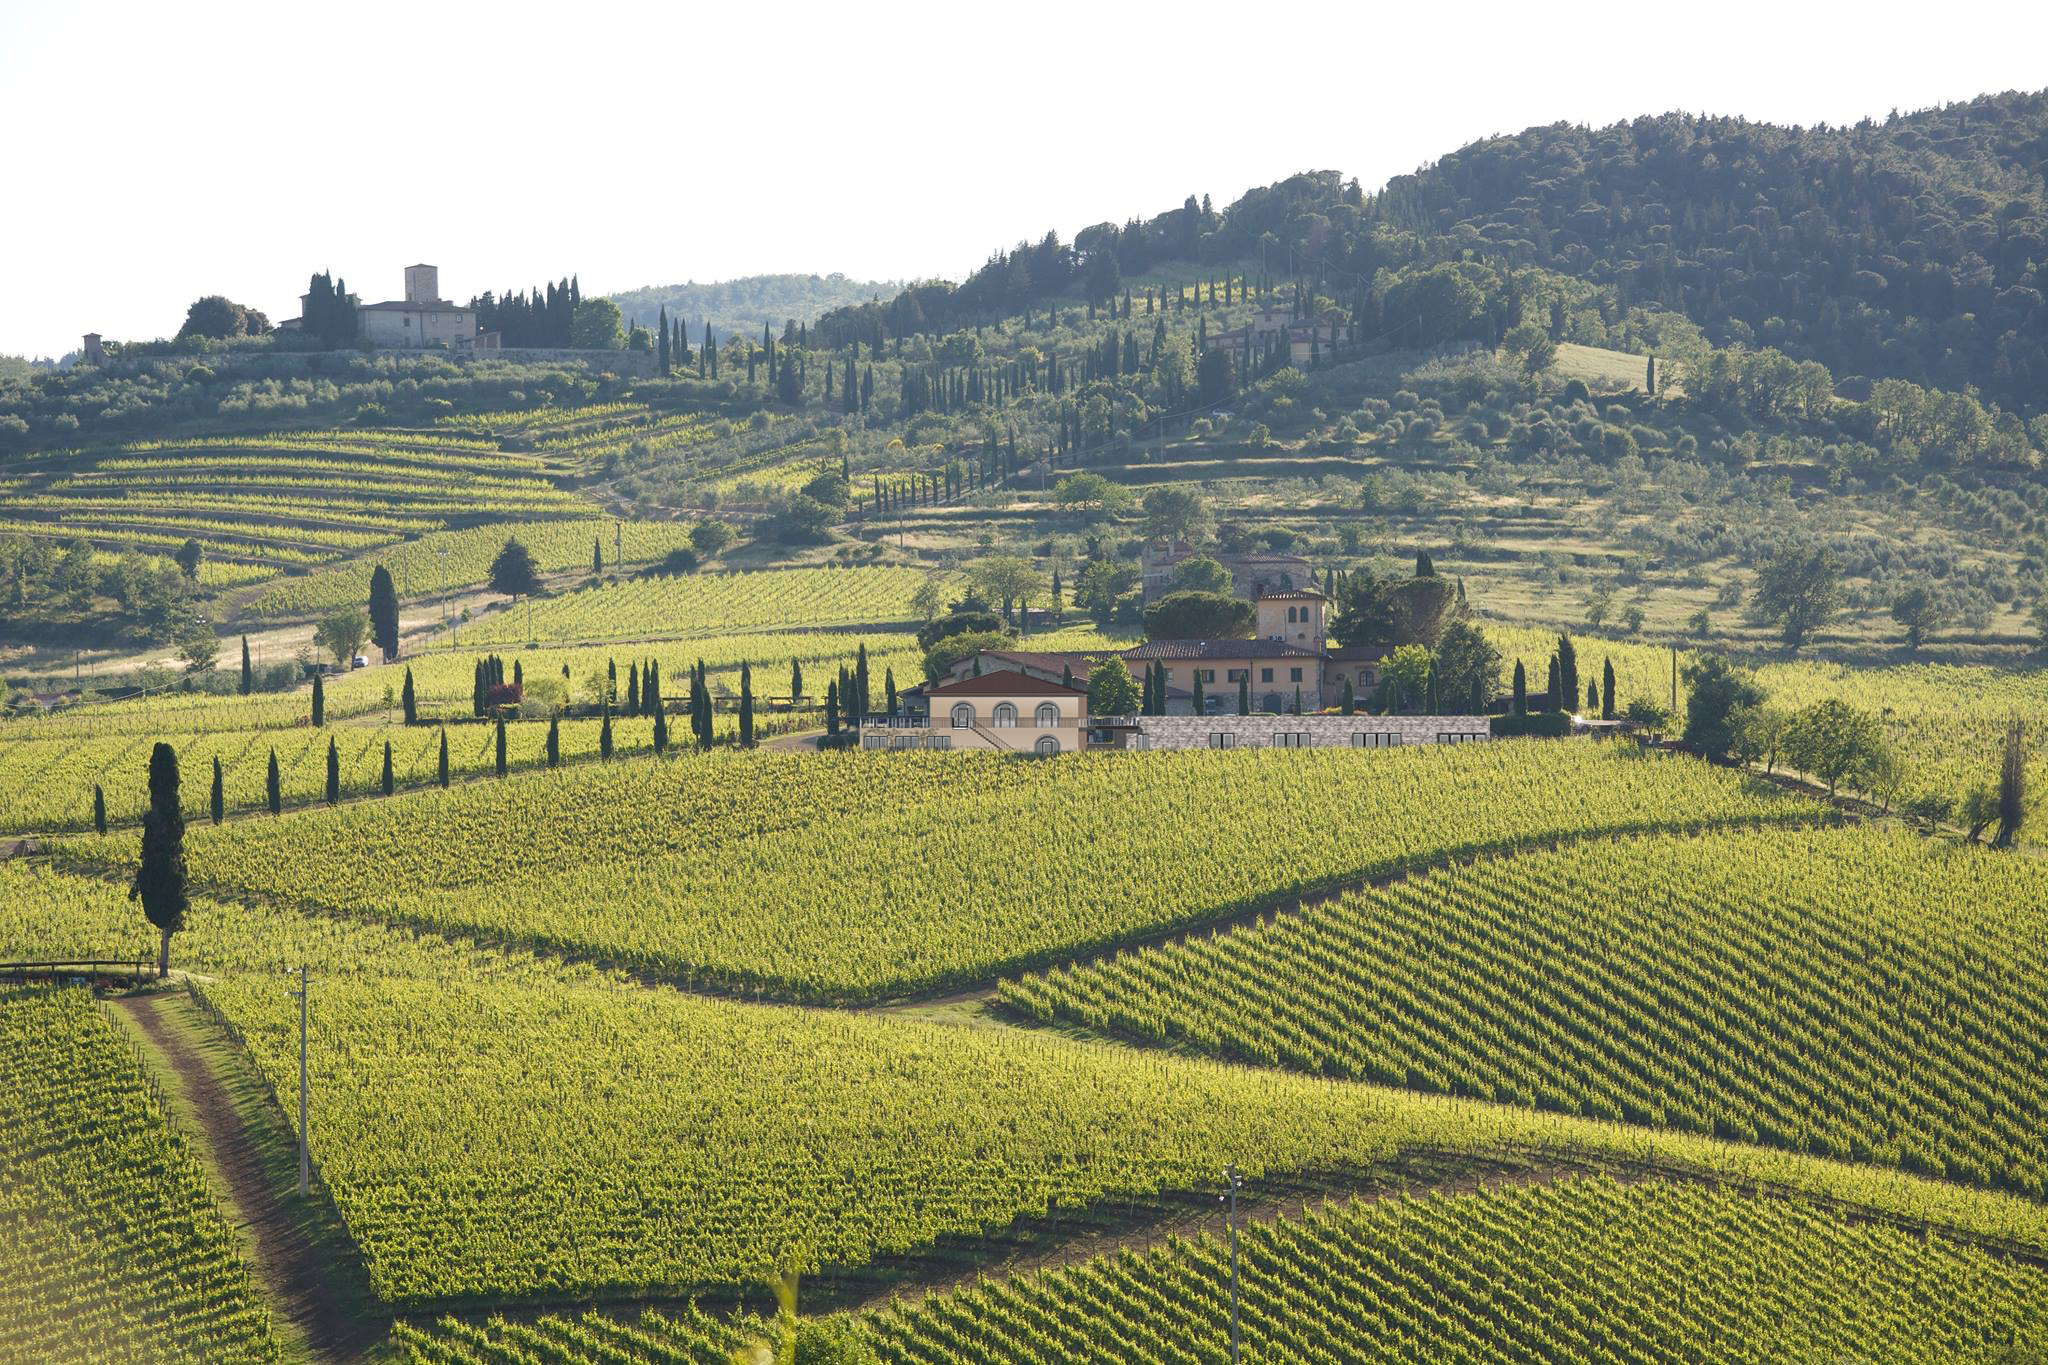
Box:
left=1221, top=1164, right=1242, bottom=1362
left=286, top=964, right=310, bottom=1197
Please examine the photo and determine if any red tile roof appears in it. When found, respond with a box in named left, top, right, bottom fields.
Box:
left=925, top=671, right=1088, bottom=697
left=1123, top=640, right=1322, bottom=661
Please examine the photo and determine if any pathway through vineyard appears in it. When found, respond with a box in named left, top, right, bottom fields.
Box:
left=111, top=991, right=388, bottom=1363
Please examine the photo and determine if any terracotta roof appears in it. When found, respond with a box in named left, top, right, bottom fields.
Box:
left=1123, top=639, right=1322, bottom=661
left=359, top=300, right=472, bottom=312
left=925, top=671, right=1087, bottom=697
left=974, top=650, right=1106, bottom=676
left=1257, top=586, right=1327, bottom=601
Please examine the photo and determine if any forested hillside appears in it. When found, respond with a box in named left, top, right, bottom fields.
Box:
left=606, top=273, right=900, bottom=344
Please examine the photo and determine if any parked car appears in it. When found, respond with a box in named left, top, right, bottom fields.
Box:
left=351, top=654, right=369, bottom=670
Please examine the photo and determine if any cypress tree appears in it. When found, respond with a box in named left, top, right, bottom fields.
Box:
left=884, top=667, right=897, bottom=716
left=1293, top=684, right=1304, bottom=715
left=645, top=660, right=662, bottom=717
left=93, top=783, right=108, bottom=835
left=739, top=661, right=755, bottom=747
left=1061, top=663, right=1074, bottom=689
left=210, top=756, right=224, bottom=825
left=325, top=737, right=340, bottom=804
left=513, top=659, right=523, bottom=690
left=546, top=714, right=560, bottom=767
left=627, top=662, right=641, bottom=717
left=1342, top=677, right=1355, bottom=715
left=1191, top=670, right=1205, bottom=716
left=495, top=715, right=508, bottom=776
left=855, top=642, right=871, bottom=719
left=1602, top=659, right=1616, bottom=721
left=600, top=705, right=614, bottom=759
left=593, top=536, right=603, bottom=576
left=607, top=657, right=617, bottom=707
left=472, top=659, right=486, bottom=717
left=652, top=696, right=669, bottom=754
left=312, top=672, right=325, bottom=727
left=369, top=565, right=400, bottom=662
left=239, top=636, right=252, bottom=695
left=825, top=680, right=840, bottom=738
left=267, top=750, right=282, bottom=814
left=437, top=729, right=450, bottom=787
left=791, top=656, right=804, bottom=706
left=1587, top=680, right=1600, bottom=712
left=1556, top=635, right=1579, bottom=715
left=1512, top=661, right=1528, bottom=716
left=402, top=667, right=417, bottom=725
left=380, top=741, right=394, bottom=797
left=133, top=743, right=187, bottom=975
left=1545, top=656, right=1561, bottom=713
left=1238, top=674, right=1250, bottom=716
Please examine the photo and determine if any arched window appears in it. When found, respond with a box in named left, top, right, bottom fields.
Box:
left=994, top=702, right=1018, bottom=728
left=950, top=703, right=974, bottom=728
left=1034, top=735, right=1059, bottom=755
left=1035, top=702, right=1059, bottom=728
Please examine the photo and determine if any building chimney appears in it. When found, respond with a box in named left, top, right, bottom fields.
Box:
left=403, top=264, right=439, bottom=305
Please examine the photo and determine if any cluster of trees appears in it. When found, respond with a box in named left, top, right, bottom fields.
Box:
left=174, top=296, right=271, bottom=342
left=299, top=272, right=359, bottom=348
left=471, top=278, right=582, bottom=348
left=0, top=535, right=204, bottom=646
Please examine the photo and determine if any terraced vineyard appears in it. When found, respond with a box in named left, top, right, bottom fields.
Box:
left=1, top=430, right=592, bottom=572
left=1003, top=826, right=2048, bottom=1196
left=56, top=744, right=1819, bottom=1002
left=446, top=564, right=928, bottom=644
left=0, top=989, right=280, bottom=1364
left=395, top=1177, right=2048, bottom=1364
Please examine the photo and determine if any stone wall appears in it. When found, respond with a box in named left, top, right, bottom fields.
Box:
left=1111, top=714, right=1491, bottom=750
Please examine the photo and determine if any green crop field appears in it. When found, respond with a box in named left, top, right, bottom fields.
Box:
left=57, top=744, right=1818, bottom=1003
left=1004, top=825, right=2048, bottom=1196
left=0, top=989, right=280, bottom=1364
left=444, top=564, right=928, bottom=645
left=396, top=1175, right=2048, bottom=1364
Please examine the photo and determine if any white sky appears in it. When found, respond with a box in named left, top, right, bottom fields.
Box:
left=2, top=0, right=2043, bottom=358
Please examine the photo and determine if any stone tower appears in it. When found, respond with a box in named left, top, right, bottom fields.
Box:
left=403, top=264, right=440, bottom=305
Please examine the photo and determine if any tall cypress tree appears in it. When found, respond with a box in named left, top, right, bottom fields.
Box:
left=131, top=743, right=187, bottom=974
left=791, top=656, right=804, bottom=706
left=652, top=695, right=669, bottom=754
left=1191, top=671, right=1205, bottom=716
left=1342, top=677, right=1355, bottom=715
left=627, top=662, right=641, bottom=717
left=368, top=565, right=400, bottom=662
left=600, top=704, right=614, bottom=759
left=437, top=729, right=450, bottom=787
left=739, top=661, right=755, bottom=747
left=312, top=672, right=325, bottom=727
left=657, top=304, right=671, bottom=375
left=93, top=783, right=108, bottom=835
left=884, top=667, right=897, bottom=716
left=1556, top=635, right=1579, bottom=716
left=697, top=659, right=714, bottom=750
left=1238, top=674, right=1250, bottom=716
left=546, top=714, right=560, bottom=767
left=402, top=667, right=417, bottom=725
left=593, top=536, right=603, bottom=576
left=495, top=715, right=508, bottom=777
left=473, top=659, right=487, bottom=717
left=239, top=637, right=252, bottom=695
left=325, top=737, right=340, bottom=803
left=1513, top=660, right=1528, bottom=716
left=267, top=750, right=282, bottom=814
left=380, top=740, right=394, bottom=797
left=209, top=756, right=224, bottom=825
left=1601, top=659, right=1616, bottom=721
left=855, top=643, right=871, bottom=719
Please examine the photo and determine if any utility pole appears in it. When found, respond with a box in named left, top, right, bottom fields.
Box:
left=286, top=965, right=310, bottom=1197
left=1670, top=645, right=1678, bottom=716
left=1221, top=1164, right=1242, bottom=1362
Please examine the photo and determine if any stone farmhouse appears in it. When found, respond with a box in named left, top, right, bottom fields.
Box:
left=1199, top=302, right=1351, bottom=372
left=930, top=584, right=1388, bottom=716
left=276, top=265, right=481, bottom=350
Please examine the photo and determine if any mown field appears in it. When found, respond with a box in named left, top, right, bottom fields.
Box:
left=0, top=989, right=280, bottom=1364
left=57, top=744, right=1820, bottom=1002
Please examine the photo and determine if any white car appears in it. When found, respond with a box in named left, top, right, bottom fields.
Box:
left=351, top=654, right=369, bottom=670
